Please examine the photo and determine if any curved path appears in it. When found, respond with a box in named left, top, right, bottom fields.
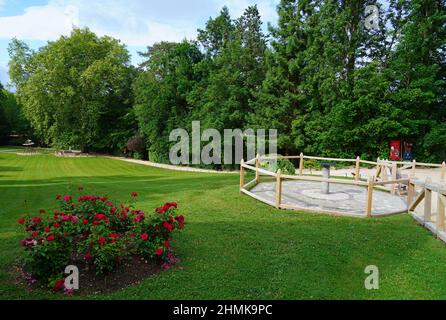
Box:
left=107, top=156, right=238, bottom=174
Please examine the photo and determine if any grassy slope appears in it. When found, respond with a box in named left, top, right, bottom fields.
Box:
left=0, top=153, right=446, bottom=300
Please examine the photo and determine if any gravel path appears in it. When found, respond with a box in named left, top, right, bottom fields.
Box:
left=106, top=156, right=238, bottom=174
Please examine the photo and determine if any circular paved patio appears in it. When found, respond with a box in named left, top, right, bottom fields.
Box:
left=249, top=180, right=407, bottom=217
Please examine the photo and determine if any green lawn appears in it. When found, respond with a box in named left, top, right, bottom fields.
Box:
left=1, top=152, right=446, bottom=299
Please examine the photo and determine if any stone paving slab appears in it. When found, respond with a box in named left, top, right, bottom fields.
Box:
left=250, top=180, right=407, bottom=216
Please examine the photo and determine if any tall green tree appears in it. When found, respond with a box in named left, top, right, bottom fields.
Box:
left=249, top=0, right=316, bottom=154
left=8, top=28, right=134, bottom=151
left=0, top=83, right=9, bottom=144
left=133, top=41, right=203, bottom=162
left=387, top=0, right=446, bottom=162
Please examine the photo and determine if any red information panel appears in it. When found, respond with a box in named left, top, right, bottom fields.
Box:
left=389, top=140, right=401, bottom=160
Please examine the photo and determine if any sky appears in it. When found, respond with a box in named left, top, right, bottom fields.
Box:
left=0, top=0, right=280, bottom=87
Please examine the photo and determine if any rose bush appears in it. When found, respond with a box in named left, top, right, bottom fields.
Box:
left=18, top=191, right=184, bottom=290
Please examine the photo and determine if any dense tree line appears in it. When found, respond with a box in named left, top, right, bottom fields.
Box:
left=6, top=0, right=446, bottom=163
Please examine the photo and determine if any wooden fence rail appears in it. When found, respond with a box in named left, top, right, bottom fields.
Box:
left=242, top=153, right=443, bottom=216
left=241, top=153, right=446, bottom=244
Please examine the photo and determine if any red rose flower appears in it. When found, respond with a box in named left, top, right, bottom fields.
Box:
left=63, top=195, right=71, bottom=202
left=47, top=234, right=55, bottom=241
left=18, top=218, right=24, bottom=224
left=53, top=222, right=60, bottom=227
left=31, top=231, right=39, bottom=237
left=44, top=227, right=50, bottom=233
left=98, top=236, right=106, bottom=245
left=155, top=248, right=164, bottom=256
left=82, top=219, right=88, bottom=225
left=164, top=240, right=169, bottom=248
left=163, top=221, right=174, bottom=231
left=131, top=192, right=138, bottom=197
left=140, top=233, right=149, bottom=240
left=84, top=253, right=92, bottom=261
left=53, top=279, right=65, bottom=291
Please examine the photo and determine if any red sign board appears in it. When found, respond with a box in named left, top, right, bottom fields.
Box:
left=389, top=140, right=401, bottom=160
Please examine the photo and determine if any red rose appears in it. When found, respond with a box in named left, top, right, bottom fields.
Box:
left=98, top=236, right=106, bottom=245
left=18, top=218, right=24, bottom=224
left=53, top=279, right=65, bottom=291
left=53, top=222, right=60, bottom=227
left=131, top=192, right=138, bottom=197
left=84, top=253, right=92, bottom=261
left=155, top=248, right=164, bottom=256
left=47, top=234, right=55, bottom=241
left=175, top=215, right=185, bottom=229
left=63, top=195, right=71, bottom=202
left=140, top=233, right=149, bottom=240
left=163, top=221, right=174, bottom=231
left=164, top=240, right=169, bottom=248
left=82, top=219, right=88, bottom=225
left=44, top=227, right=50, bottom=232
left=156, top=207, right=166, bottom=214
left=92, top=221, right=99, bottom=226
left=94, top=213, right=106, bottom=220
left=31, top=231, right=39, bottom=237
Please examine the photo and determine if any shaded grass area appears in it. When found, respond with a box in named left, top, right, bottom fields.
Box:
left=0, top=153, right=446, bottom=299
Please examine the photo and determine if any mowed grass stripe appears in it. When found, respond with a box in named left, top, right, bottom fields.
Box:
left=1, top=154, right=446, bottom=299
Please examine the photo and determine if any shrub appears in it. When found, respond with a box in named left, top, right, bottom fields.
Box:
left=126, top=135, right=145, bottom=154
left=18, top=192, right=185, bottom=290
left=261, top=155, right=296, bottom=175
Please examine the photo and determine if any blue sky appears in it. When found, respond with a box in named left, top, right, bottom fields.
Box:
left=0, top=0, right=280, bottom=87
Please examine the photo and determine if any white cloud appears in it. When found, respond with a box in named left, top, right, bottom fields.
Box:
left=0, top=0, right=198, bottom=46
left=0, top=2, right=78, bottom=40
left=0, top=0, right=279, bottom=46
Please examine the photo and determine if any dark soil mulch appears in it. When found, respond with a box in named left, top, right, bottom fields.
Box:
left=76, top=255, right=162, bottom=295
left=14, top=255, right=163, bottom=296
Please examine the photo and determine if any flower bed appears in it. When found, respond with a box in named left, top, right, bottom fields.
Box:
left=18, top=191, right=184, bottom=294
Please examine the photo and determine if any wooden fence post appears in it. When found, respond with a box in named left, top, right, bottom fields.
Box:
left=366, top=176, right=374, bottom=217
left=411, top=159, right=416, bottom=178
left=441, top=161, right=445, bottom=183
left=275, top=169, right=282, bottom=209
left=407, top=182, right=415, bottom=207
left=299, top=153, right=304, bottom=176
left=240, top=159, right=245, bottom=193
left=355, top=156, right=360, bottom=181
left=437, top=194, right=445, bottom=232
left=255, top=154, right=260, bottom=183
left=424, top=184, right=432, bottom=222
left=391, top=162, right=397, bottom=195
left=375, top=157, right=380, bottom=172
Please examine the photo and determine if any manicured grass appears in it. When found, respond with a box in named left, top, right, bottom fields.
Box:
left=1, top=152, right=446, bottom=299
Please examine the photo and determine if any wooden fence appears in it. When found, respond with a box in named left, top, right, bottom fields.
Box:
left=240, top=153, right=446, bottom=241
